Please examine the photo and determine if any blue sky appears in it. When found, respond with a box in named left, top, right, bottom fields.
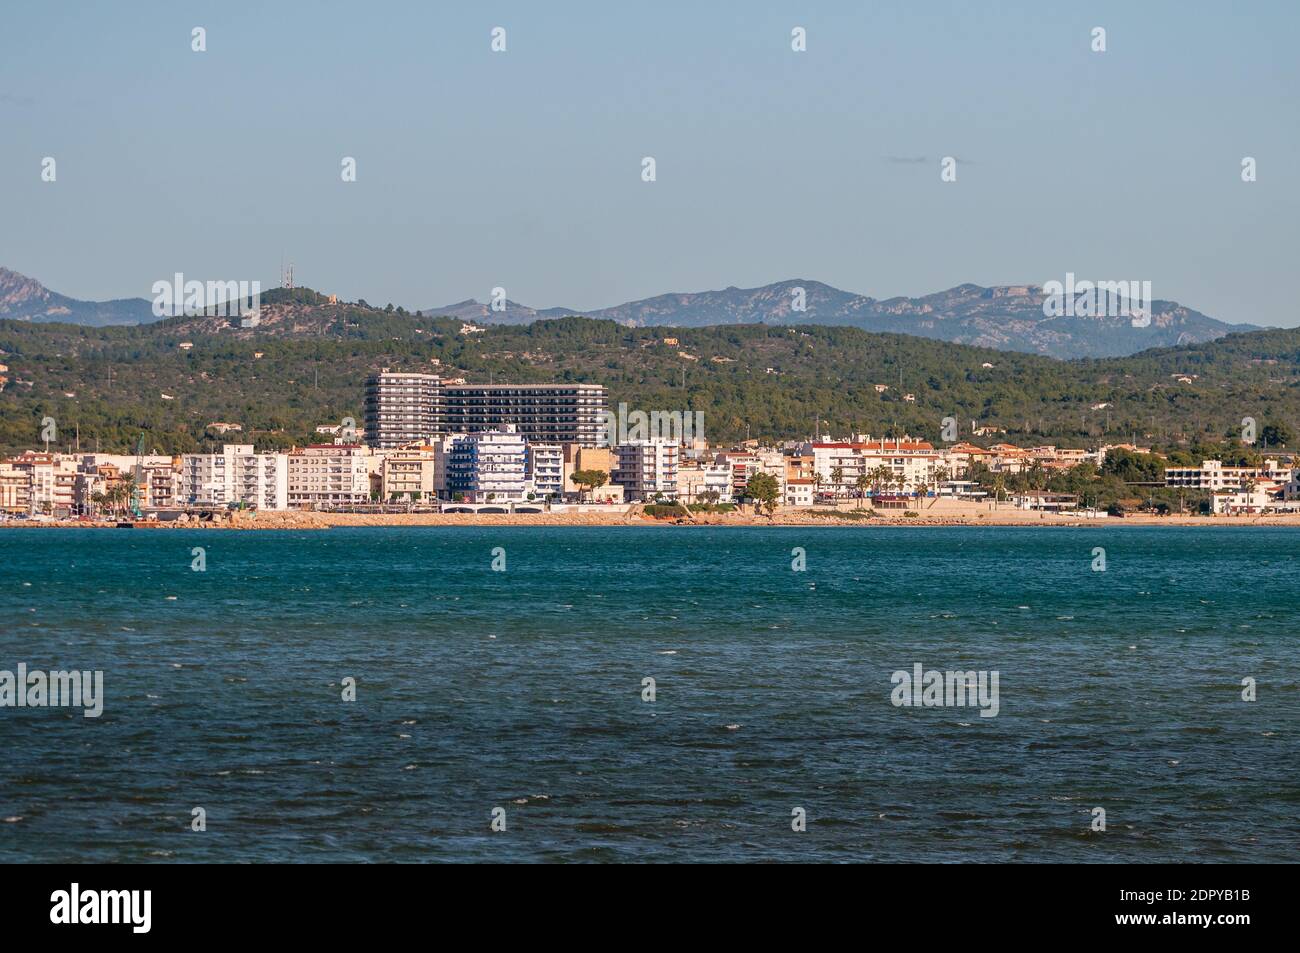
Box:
left=1, top=1, right=1296, bottom=325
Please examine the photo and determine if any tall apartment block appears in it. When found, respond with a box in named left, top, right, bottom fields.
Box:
left=364, top=371, right=446, bottom=448
left=364, top=371, right=607, bottom=448
left=442, top=383, right=607, bottom=446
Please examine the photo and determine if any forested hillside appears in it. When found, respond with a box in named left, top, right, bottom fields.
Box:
left=1, top=290, right=1297, bottom=455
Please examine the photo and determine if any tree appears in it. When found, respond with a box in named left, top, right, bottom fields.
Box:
left=854, top=472, right=871, bottom=507
left=830, top=466, right=844, bottom=500
left=1101, top=447, right=1164, bottom=484
left=744, top=471, right=780, bottom=517
left=1261, top=422, right=1293, bottom=448
left=571, top=468, right=609, bottom=502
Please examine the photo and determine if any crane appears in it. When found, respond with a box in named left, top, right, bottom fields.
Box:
left=129, top=433, right=145, bottom=518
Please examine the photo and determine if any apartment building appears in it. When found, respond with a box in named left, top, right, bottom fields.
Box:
left=716, top=450, right=787, bottom=500
left=364, top=371, right=608, bottom=447
left=236, top=452, right=290, bottom=510
left=526, top=443, right=564, bottom=500
left=563, top=445, right=616, bottom=496
left=364, top=371, right=445, bottom=448
left=448, top=427, right=529, bottom=502
left=785, top=454, right=815, bottom=484
left=675, top=463, right=734, bottom=504
left=1213, top=482, right=1284, bottom=514
left=445, top=383, right=607, bottom=446
left=6, top=451, right=77, bottom=515
left=136, top=462, right=179, bottom=509
left=380, top=445, right=444, bottom=501
left=811, top=438, right=940, bottom=498
left=612, top=440, right=679, bottom=501
left=287, top=445, right=371, bottom=508
left=0, top=463, right=29, bottom=514
left=1164, top=459, right=1291, bottom=492
left=181, top=445, right=290, bottom=510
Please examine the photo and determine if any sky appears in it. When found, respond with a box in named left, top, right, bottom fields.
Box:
left=1, top=1, right=1297, bottom=325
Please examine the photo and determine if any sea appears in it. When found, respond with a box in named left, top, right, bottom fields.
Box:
left=0, top=526, right=1296, bottom=862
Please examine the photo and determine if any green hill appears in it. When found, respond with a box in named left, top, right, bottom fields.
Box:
left=1, top=291, right=1297, bottom=456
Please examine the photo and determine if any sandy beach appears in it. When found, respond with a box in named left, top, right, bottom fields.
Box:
left=9, top=506, right=1300, bottom=530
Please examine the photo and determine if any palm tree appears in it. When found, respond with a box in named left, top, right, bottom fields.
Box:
left=830, top=466, right=844, bottom=502
left=812, top=470, right=826, bottom=502
left=932, top=464, right=950, bottom=505
left=854, top=472, right=871, bottom=507
left=870, top=465, right=891, bottom=498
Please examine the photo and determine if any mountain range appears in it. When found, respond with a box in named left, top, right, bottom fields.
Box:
left=421, top=280, right=1258, bottom=360
left=0, top=267, right=1260, bottom=359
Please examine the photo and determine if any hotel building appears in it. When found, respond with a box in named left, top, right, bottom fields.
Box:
left=364, top=371, right=607, bottom=447
left=811, top=437, right=941, bottom=498
left=364, top=371, right=445, bottom=448
left=1164, top=458, right=1291, bottom=492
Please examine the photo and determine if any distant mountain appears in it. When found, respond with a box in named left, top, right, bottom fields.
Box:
left=4, top=264, right=1258, bottom=357
left=423, top=279, right=1258, bottom=360
left=418, top=298, right=577, bottom=326
left=0, top=267, right=155, bottom=326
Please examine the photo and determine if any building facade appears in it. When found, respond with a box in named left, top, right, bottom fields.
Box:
left=287, top=445, right=371, bottom=508
left=612, top=440, right=679, bottom=501
left=364, top=371, right=607, bottom=447
left=181, top=445, right=289, bottom=510
left=448, top=427, right=528, bottom=502
left=364, top=371, right=446, bottom=448
left=526, top=443, right=564, bottom=500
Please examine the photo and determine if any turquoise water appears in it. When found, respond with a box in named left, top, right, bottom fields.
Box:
left=0, top=526, right=1296, bottom=862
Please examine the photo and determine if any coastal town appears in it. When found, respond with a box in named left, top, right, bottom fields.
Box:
left=2, top=370, right=1298, bottom=524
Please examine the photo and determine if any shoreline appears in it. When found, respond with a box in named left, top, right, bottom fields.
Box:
left=6, top=510, right=1300, bottom=530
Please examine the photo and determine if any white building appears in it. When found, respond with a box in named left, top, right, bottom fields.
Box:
left=287, top=445, right=371, bottom=508
left=784, top=478, right=815, bottom=507
left=448, top=427, right=528, bottom=502
left=181, top=444, right=289, bottom=510
left=1213, top=482, right=1283, bottom=515
left=526, top=443, right=564, bottom=500
left=811, top=438, right=940, bottom=499
left=675, top=463, right=734, bottom=504
left=1165, top=459, right=1291, bottom=492
left=6, top=452, right=78, bottom=515
left=612, top=440, right=679, bottom=501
